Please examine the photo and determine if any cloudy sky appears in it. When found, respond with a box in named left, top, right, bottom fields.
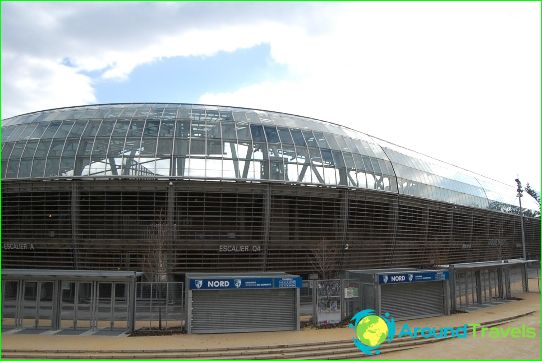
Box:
left=2, top=1, right=540, bottom=190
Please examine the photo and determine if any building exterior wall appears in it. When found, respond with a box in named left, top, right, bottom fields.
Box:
left=2, top=179, right=539, bottom=276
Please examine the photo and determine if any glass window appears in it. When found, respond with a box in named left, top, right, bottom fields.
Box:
left=53, top=121, right=75, bottom=138
left=332, top=150, right=346, bottom=168
left=314, top=132, right=329, bottom=148
left=42, top=121, right=62, bottom=138
left=96, top=121, right=115, bottom=137
left=21, top=140, right=38, bottom=159
left=6, top=159, right=20, bottom=178
left=47, top=139, right=65, bottom=157
left=207, top=122, right=222, bottom=139
left=18, top=123, right=39, bottom=140
left=264, top=126, right=280, bottom=144
left=302, top=130, right=318, bottom=148
left=67, top=120, right=88, bottom=138
left=82, top=120, right=102, bottom=138
left=290, top=129, right=306, bottom=146
left=35, top=139, right=53, bottom=157
left=190, top=139, right=205, bottom=155
left=157, top=138, right=173, bottom=156
left=18, top=159, right=32, bottom=178
left=44, top=157, right=60, bottom=177
left=2, top=142, right=14, bottom=160
left=91, top=138, right=109, bottom=157
left=9, top=141, right=26, bottom=159
left=159, top=120, right=175, bottom=137
left=77, top=139, right=95, bottom=156
left=59, top=157, right=75, bottom=176
left=236, top=124, right=251, bottom=141
left=190, top=120, right=206, bottom=138
left=173, top=139, right=189, bottom=156
left=208, top=139, right=223, bottom=156
left=175, top=120, right=190, bottom=138
left=31, top=159, right=46, bottom=177
left=250, top=124, right=266, bottom=142
left=111, top=120, right=130, bottom=137
left=107, top=138, right=125, bottom=156
left=323, top=133, right=339, bottom=150
left=127, top=120, right=145, bottom=138
left=140, top=138, right=157, bottom=157
left=143, top=120, right=160, bottom=137
left=61, top=139, right=80, bottom=157
left=222, top=122, right=237, bottom=141
left=123, top=137, right=141, bottom=155
left=277, top=127, right=294, bottom=144
left=321, top=149, right=334, bottom=165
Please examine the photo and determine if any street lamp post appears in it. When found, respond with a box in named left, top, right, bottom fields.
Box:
left=515, top=178, right=527, bottom=260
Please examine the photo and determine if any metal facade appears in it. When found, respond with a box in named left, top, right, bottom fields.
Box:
left=2, top=103, right=540, bottom=277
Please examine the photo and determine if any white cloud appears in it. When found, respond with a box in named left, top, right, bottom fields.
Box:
left=200, top=2, right=541, bottom=188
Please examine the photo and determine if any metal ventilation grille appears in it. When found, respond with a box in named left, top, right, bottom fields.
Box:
left=2, top=180, right=540, bottom=274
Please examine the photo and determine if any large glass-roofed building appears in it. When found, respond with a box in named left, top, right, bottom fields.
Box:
left=2, top=103, right=539, bottom=277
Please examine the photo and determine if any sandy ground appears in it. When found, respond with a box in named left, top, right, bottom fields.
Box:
left=2, top=290, right=540, bottom=359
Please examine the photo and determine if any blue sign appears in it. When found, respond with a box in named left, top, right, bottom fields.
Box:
left=378, top=271, right=448, bottom=284
left=190, top=276, right=302, bottom=290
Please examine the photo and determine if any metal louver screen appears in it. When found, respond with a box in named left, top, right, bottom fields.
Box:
left=191, top=289, right=296, bottom=333
left=381, top=282, right=444, bottom=320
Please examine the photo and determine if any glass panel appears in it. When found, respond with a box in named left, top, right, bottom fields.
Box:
left=44, top=157, right=60, bottom=177
left=159, top=120, right=175, bottom=137
left=302, top=130, right=318, bottom=148
left=190, top=119, right=206, bottom=138
left=175, top=120, right=191, bottom=138
left=157, top=138, right=173, bottom=156
left=77, top=139, right=95, bottom=156
left=314, top=131, right=329, bottom=148
left=82, top=120, right=102, bottom=138
left=6, top=159, right=20, bottom=178
left=207, top=122, right=221, bottom=139
left=323, top=133, right=339, bottom=150
left=67, top=120, right=89, bottom=138
left=96, top=121, right=115, bottom=137
left=250, top=124, right=266, bottom=142
left=35, top=139, right=53, bottom=157
left=107, top=138, right=126, bottom=156
left=290, top=129, right=306, bottom=146
left=127, top=120, right=145, bottom=138
left=31, top=159, right=46, bottom=177
left=18, top=159, right=32, bottom=178
left=111, top=120, right=130, bottom=137
left=2, top=142, right=14, bottom=160
left=91, top=138, right=109, bottom=157
left=140, top=138, right=157, bottom=157
left=53, top=121, right=75, bottom=138
left=9, top=141, right=26, bottom=159
left=143, top=120, right=160, bottom=137
left=22, top=281, right=37, bottom=328
left=277, top=127, right=294, bottom=144
left=222, top=122, right=237, bottom=141
left=173, top=139, right=189, bottom=156
left=48, top=139, right=65, bottom=157
left=61, top=139, right=80, bottom=157
left=38, top=282, right=54, bottom=328
left=59, top=157, right=76, bottom=176
left=42, top=121, right=62, bottom=138
left=264, top=126, right=280, bottom=144
left=77, top=282, right=93, bottom=329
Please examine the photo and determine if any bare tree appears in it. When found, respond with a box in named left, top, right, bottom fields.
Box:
left=311, top=238, right=339, bottom=280
left=142, top=211, right=170, bottom=282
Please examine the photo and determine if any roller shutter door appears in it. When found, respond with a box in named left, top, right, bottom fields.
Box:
left=191, top=289, right=296, bottom=333
left=381, top=282, right=444, bottom=320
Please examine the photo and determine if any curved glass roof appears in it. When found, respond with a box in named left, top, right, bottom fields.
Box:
left=2, top=103, right=538, bottom=215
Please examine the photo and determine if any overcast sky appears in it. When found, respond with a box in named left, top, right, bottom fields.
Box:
left=2, top=1, right=540, bottom=191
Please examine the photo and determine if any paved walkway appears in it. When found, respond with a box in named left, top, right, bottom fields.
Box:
left=3, top=292, right=540, bottom=359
